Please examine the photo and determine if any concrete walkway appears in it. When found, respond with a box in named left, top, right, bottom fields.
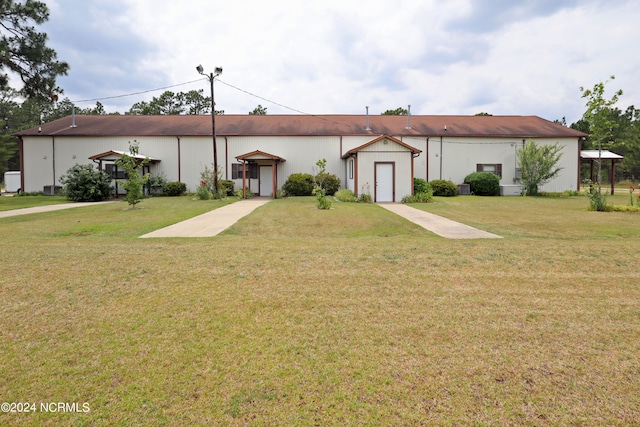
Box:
left=0, top=201, right=114, bottom=218
left=378, top=203, right=502, bottom=239
left=139, top=198, right=271, bottom=238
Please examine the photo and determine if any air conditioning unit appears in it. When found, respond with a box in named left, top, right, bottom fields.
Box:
left=43, top=185, right=62, bottom=196
left=457, top=184, right=471, bottom=195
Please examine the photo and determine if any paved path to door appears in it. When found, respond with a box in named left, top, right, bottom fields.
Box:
left=139, top=198, right=271, bottom=238
left=0, top=201, right=114, bottom=218
left=378, top=203, right=502, bottom=239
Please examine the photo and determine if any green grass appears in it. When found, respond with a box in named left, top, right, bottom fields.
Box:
left=0, top=195, right=70, bottom=211
left=1, top=195, right=639, bottom=426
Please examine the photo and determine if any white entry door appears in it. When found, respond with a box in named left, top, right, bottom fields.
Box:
left=259, top=166, right=272, bottom=197
left=375, top=162, right=394, bottom=202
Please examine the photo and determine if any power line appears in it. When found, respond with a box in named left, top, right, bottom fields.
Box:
left=70, top=78, right=206, bottom=104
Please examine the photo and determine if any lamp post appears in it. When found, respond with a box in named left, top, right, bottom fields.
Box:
left=196, top=64, right=223, bottom=194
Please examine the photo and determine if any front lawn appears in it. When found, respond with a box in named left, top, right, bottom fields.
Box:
left=0, top=195, right=638, bottom=425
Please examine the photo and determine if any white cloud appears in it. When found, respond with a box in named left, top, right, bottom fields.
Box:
left=39, top=0, right=640, bottom=123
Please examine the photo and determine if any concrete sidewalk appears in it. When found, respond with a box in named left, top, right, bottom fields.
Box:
left=139, top=198, right=271, bottom=238
left=0, top=201, right=114, bottom=218
left=378, top=203, right=502, bottom=239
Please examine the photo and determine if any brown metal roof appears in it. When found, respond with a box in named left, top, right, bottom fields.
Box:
left=343, top=135, right=422, bottom=158
left=236, top=150, right=286, bottom=162
left=15, top=114, right=588, bottom=138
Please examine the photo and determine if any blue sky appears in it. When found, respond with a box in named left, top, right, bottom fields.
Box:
left=39, top=0, right=640, bottom=123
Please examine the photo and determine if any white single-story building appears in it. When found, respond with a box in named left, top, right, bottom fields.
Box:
left=15, top=114, right=587, bottom=200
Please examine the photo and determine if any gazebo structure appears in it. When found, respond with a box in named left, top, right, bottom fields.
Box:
left=580, top=150, right=624, bottom=195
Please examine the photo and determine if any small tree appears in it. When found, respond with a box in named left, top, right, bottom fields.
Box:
left=116, top=141, right=149, bottom=208
left=517, top=140, right=564, bottom=196
left=200, top=163, right=224, bottom=198
left=580, top=76, right=623, bottom=205
left=312, top=158, right=331, bottom=209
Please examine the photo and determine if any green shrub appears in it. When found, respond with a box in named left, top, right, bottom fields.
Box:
left=464, top=172, right=500, bottom=196
left=401, top=188, right=434, bottom=203
left=413, top=178, right=430, bottom=194
left=315, top=172, right=341, bottom=196
left=59, top=164, right=113, bottom=202
left=283, top=173, right=314, bottom=196
left=16, top=191, right=45, bottom=196
left=162, top=181, right=186, bottom=196
left=357, top=193, right=372, bottom=203
left=235, top=188, right=253, bottom=198
left=429, top=179, right=458, bottom=197
left=196, top=183, right=212, bottom=200
left=146, top=173, right=167, bottom=196
left=335, top=189, right=356, bottom=202
left=218, top=179, right=235, bottom=196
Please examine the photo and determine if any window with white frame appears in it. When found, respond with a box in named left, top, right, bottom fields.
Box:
left=477, top=163, right=502, bottom=178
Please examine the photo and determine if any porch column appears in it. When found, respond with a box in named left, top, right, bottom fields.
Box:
left=272, top=160, right=277, bottom=198
left=242, top=160, right=247, bottom=199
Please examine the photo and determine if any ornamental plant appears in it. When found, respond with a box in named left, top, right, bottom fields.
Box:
left=116, top=141, right=150, bottom=208
left=464, top=171, right=500, bottom=196
left=59, top=163, right=113, bottom=202
left=197, top=180, right=212, bottom=200
left=313, top=158, right=332, bottom=209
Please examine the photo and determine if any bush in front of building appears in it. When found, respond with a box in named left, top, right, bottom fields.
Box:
left=429, top=179, right=458, bottom=197
left=335, top=189, right=356, bottom=202
left=401, top=190, right=433, bottom=203
left=315, top=172, right=341, bottom=196
left=413, top=178, right=431, bottom=194
left=162, top=181, right=187, bottom=196
left=464, top=172, right=500, bottom=196
left=283, top=173, right=315, bottom=196
left=59, top=164, right=113, bottom=202
left=218, top=179, right=235, bottom=196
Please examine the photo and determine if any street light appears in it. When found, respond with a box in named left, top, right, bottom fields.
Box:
left=196, top=64, right=223, bottom=194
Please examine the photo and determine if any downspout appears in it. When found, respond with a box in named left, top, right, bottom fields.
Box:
left=225, top=137, right=229, bottom=180
left=425, top=137, right=429, bottom=182
left=177, top=136, right=181, bottom=182
left=18, top=136, right=24, bottom=191
left=439, top=135, right=443, bottom=180
left=412, top=152, right=420, bottom=195
left=577, top=137, right=582, bottom=191
left=52, top=136, right=56, bottom=188
left=354, top=153, right=359, bottom=196
left=340, top=136, right=346, bottom=186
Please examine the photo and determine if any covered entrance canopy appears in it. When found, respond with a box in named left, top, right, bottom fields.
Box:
left=235, top=150, right=285, bottom=198
left=580, top=150, right=623, bottom=195
left=89, top=150, right=161, bottom=195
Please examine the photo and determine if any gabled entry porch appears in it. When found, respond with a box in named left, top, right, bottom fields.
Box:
left=235, top=150, right=286, bottom=198
left=342, top=135, right=421, bottom=202
left=89, top=150, right=161, bottom=195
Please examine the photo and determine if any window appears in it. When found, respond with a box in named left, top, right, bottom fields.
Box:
left=477, top=163, right=502, bottom=178
left=105, top=163, right=127, bottom=179
left=232, top=163, right=258, bottom=179
left=349, top=159, right=354, bottom=179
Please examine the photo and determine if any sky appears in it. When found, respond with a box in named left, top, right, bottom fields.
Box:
left=36, top=0, right=640, bottom=124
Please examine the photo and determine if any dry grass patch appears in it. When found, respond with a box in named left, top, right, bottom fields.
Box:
left=1, top=195, right=639, bottom=425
